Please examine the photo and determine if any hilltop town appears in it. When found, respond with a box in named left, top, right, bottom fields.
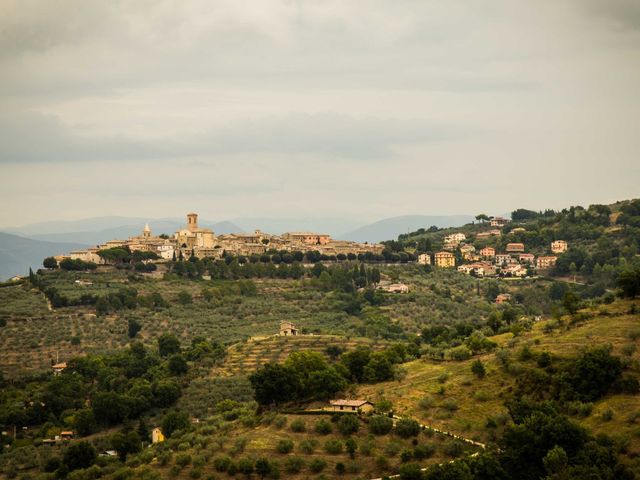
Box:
left=51, top=211, right=568, bottom=285
left=60, top=213, right=383, bottom=265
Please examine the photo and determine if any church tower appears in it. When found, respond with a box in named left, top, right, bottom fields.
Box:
left=187, top=213, right=198, bottom=232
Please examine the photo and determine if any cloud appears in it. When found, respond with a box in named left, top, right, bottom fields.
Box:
left=581, top=0, right=640, bottom=31
left=0, top=110, right=464, bottom=163
left=0, top=1, right=638, bottom=226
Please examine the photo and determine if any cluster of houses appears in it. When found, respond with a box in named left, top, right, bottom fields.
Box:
left=417, top=219, right=569, bottom=278
left=59, top=213, right=384, bottom=265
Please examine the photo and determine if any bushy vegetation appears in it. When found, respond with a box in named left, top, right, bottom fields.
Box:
left=249, top=345, right=417, bottom=405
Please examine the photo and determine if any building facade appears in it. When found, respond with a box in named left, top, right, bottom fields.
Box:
left=434, top=251, right=455, bottom=268
left=551, top=240, right=568, bottom=254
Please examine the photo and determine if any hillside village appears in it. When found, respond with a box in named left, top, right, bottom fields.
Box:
left=418, top=218, right=569, bottom=279
left=54, top=212, right=568, bottom=285
left=61, top=213, right=384, bottom=265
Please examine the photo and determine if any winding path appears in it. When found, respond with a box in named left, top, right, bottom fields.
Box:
left=367, top=415, right=486, bottom=480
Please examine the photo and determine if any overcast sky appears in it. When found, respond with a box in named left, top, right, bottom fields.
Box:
left=1, top=0, right=639, bottom=228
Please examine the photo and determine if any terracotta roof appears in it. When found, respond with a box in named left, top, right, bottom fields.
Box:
left=330, top=399, right=372, bottom=407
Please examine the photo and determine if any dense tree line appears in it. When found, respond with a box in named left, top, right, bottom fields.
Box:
left=417, top=401, right=634, bottom=480
left=0, top=334, right=223, bottom=434
left=512, top=346, right=636, bottom=404
left=249, top=344, right=418, bottom=405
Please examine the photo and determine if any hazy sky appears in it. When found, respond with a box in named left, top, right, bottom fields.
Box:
left=1, top=0, right=639, bottom=227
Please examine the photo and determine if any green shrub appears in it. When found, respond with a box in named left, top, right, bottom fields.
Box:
left=384, top=441, right=402, bottom=457
left=273, top=416, right=287, bottom=429
left=399, top=463, right=423, bottom=480
left=175, top=454, right=191, bottom=468
left=314, top=419, right=332, bottom=435
left=213, top=456, right=231, bottom=472
left=418, top=395, right=435, bottom=410
left=289, top=419, right=306, bottom=433
left=443, top=440, right=464, bottom=458
left=284, top=457, right=305, bottom=474
left=395, top=418, right=421, bottom=438
left=276, top=439, right=294, bottom=454
left=237, top=458, right=254, bottom=475
left=413, top=443, right=435, bottom=460
left=400, top=449, right=413, bottom=463
left=442, top=398, right=459, bottom=412
left=369, top=415, right=393, bottom=435
left=324, top=439, right=343, bottom=454
left=309, top=459, right=326, bottom=473
left=298, top=439, right=317, bottom=454
left=337, top=415, right=359, bottom=436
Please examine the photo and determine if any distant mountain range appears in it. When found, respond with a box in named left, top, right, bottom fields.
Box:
left=0, top=232, right=88, bottom=280
left=0, top=213, right=474, bottom=280
left=338, top=215, right=476, bottom=243
left=4, top=217, right=243, bottom=246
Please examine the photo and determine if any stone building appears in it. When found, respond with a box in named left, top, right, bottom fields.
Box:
left=280, top=321, right=298, bottom=336
left=175, top=213, right=216, bottom=251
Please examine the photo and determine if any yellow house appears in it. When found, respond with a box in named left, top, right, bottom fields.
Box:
left=152, top=427, right=165, bottom=444
left=434, top=251, right=455, bottom=268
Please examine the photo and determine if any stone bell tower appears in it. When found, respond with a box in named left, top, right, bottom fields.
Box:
left=187, top=213, right=198, bottom=232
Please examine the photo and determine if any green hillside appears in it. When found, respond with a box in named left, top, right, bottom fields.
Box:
left=1, top=200, right=640, bottom=480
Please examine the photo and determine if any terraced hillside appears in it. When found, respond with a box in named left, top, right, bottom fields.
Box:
left=357, top=299, right=640, bottom=457
left=219, top=334, right=391, bottom=376
left=0, top=266, right=507, bottom=377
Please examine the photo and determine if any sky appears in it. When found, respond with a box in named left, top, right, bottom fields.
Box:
left=1, top=0, right=639, bottom=228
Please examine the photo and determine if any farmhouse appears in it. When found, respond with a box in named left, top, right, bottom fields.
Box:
left=52, top=362, right=67, bottom=376
left=328, top=399, right=375, bottom=414
left=381, top=283, right=409, bottom=293
left=279, top=321, right=299, bottom=336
